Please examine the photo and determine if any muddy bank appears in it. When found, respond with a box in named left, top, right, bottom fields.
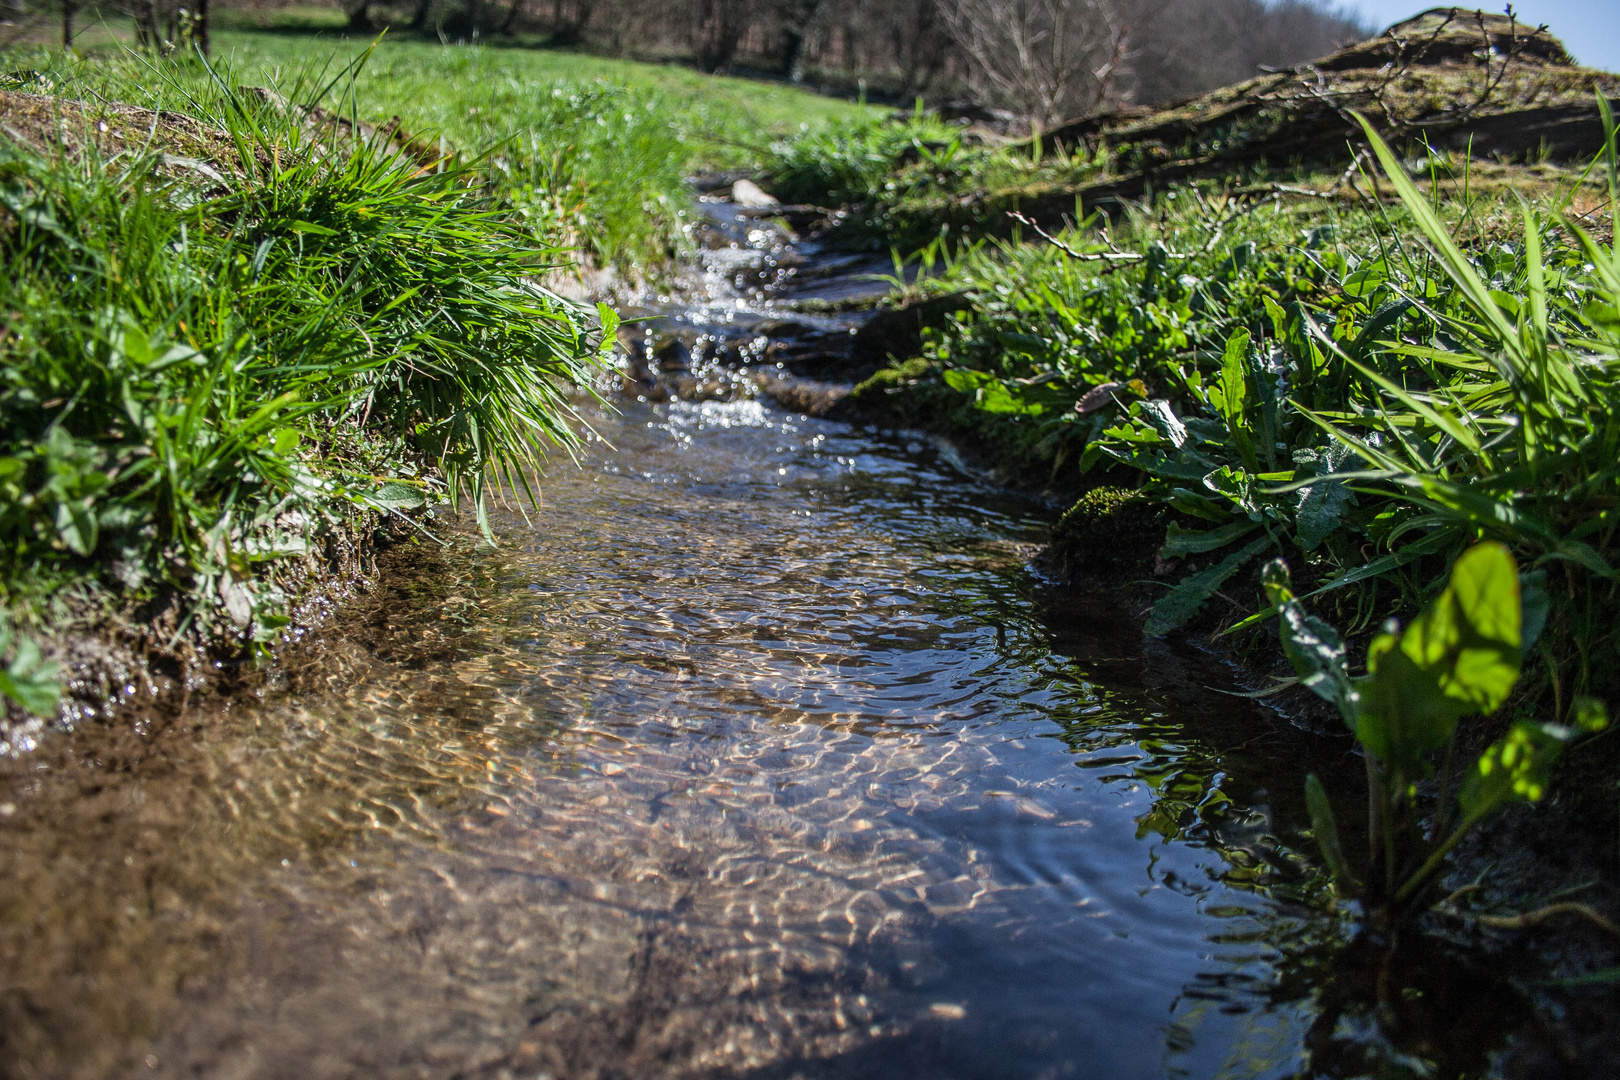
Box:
left=0, top=511, right=388, bottom=758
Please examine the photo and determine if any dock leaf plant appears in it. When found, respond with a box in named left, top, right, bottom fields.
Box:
left=1264, top=544, right=1608, bottom=919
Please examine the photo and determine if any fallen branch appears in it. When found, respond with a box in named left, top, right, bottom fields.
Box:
left=1007, top=210, right=1193, bottom=262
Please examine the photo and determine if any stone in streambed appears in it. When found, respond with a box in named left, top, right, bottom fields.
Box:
left=729, top=179, right=780, bottom=208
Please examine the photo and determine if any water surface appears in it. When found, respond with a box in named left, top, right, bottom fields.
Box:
left=1, top=391, right=1354, bottom=1079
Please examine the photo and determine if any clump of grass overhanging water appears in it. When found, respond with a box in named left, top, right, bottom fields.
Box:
left=0, top=48, right=614, bottom=716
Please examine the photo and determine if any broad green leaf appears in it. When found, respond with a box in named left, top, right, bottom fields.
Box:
left=1341, top=259, right=1387, bottom=297
left=1459, top=719, right=1569, bottom=820
left=0, top=635, right=61, bottom=717
left=367, top=481, right=427, bottom=511
left=0, top=667, right=60, bottom=717
left=1355, top=543, right=1522, bottom=770
left=55, top=500, right=97, bottom=557
left=942, top=369, right=991, bottom=394
left=1294, top=474, right=1352, bottom=552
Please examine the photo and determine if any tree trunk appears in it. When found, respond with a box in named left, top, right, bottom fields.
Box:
left=345, top=0, right=372, bottom=33
left=695, top=0, right=746, bottom=74
left=62, top=0, right=76, bottom=48
left=195, top=0, right=210, bottom=56
left=780, top=28, right=804, bottom=78
left=500, top=0, right=523, bottom=35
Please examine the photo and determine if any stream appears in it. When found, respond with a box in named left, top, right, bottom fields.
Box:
left=0, top=191, right=1535, bottom=1079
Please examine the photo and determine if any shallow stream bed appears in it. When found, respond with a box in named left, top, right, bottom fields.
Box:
left=3, top=395, right=1353, bottom=1079
left=0, top=194, right=1560, bottom=1080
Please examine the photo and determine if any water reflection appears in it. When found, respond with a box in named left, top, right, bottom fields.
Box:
left=4, top=397, right=1377, bottom=1078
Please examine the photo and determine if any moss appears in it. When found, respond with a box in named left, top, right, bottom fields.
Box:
left=836, top=356, right=955, bottom=426
left=1044, top=486, right=1168, bottom=583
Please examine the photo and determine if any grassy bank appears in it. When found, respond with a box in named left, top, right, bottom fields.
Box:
left=0, top=35, right=870, bottom=723
left=747, top=16, right=1620, bottom=944
left=0, top=53, right=615, bottom=716
left=13, top=25, right=879, bottom=269
left=812, top=122, right=1620, bottom=708
left=760, top=18, right=1620, bottom=718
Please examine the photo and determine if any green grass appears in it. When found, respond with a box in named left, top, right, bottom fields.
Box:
left=35, top=26, right=879, bottom=267
left=0, top=51, right=626, bottom=711
left=212, top=32, right=880, bottom=137
left=820, top=108, right=1620, bottom=723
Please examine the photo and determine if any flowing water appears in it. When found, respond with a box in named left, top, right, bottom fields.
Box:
left=0, top=193, right=1539, bottom=1080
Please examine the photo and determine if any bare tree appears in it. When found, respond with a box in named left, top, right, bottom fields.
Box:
left=940, top=0, right=1132, bottom=126
left=693, top=0, right=752, bottom=72
left=1125, top=0, right=1365, bottom=102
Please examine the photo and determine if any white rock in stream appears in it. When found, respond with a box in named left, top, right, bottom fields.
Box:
left=729, top=178, right=780, bottom=208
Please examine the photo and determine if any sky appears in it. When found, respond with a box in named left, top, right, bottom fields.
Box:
left=1341, top=0, right=1620, bottom=72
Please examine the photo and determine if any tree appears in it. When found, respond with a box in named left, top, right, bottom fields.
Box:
left=940, top=0, right=1132, bottom=127
left=693, top=0, right=752, bottom=73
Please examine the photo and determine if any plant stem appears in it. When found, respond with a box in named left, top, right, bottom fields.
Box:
left=1429, top=736, right=1458, bottom=845
left=1395, top=809, right=1487, bottom=905
left=1366, top=751, right=1383, bottom=868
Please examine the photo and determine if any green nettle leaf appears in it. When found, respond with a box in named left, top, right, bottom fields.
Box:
left=1292, top=446, right=1355, bottom=552
left=1161, top=519, right=1259, bottom=558
left=1294, top=476, right=1352, bottom=552
left=1145, top=536, right=1270, bottom=636
left=367, top=481, right=428, bottom=511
